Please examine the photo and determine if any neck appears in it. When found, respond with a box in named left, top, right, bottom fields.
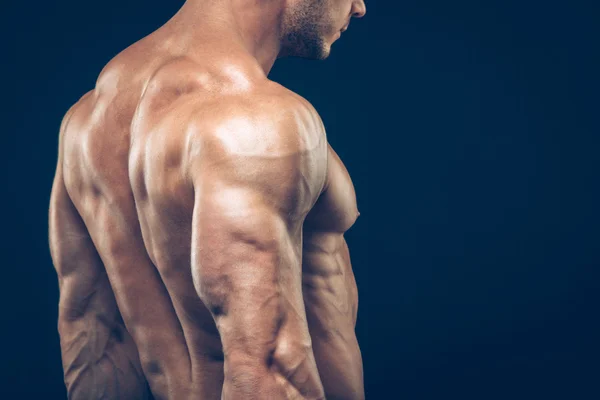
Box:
left=161, top=0, right=286, bottom=75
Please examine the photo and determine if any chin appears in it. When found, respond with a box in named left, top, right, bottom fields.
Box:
left=318, top=45, right=332, bottom=60
left=280, top=31, right=333, bottom=60
left=285, top=45, right=330, bottom=61
left=306, top=39, right=333, bottom=61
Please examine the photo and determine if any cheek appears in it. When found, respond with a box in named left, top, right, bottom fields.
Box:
left=333, top=0, right=351, bottom=15
left=329, top=0, right=350, bottom=24
left=324, top=1, right=344, bottom=25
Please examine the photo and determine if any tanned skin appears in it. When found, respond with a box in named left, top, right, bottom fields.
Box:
left=48, top=0, right=366, bottom=399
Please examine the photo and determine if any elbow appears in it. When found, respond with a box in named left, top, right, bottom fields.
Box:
left=271, top=337, right=326, bottom=399
left=269, top=336, right=314, bottom=379
left=224, top=337, right=325, bottom=400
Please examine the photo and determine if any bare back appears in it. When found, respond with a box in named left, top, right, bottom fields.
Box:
left=50, top=34, right=362, bottom=400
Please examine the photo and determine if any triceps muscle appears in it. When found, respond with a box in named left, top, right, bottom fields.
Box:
left=191, top=185, right=325, bottom=400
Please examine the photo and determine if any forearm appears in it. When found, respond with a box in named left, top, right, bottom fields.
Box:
left=222, top=360, right=324, bottom=400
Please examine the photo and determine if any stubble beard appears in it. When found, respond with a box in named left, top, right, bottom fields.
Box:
left=281, top=0, right=332, bottom=60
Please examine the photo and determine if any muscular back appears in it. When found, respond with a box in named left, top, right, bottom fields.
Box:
left=49, top=37, right=362, bottom=400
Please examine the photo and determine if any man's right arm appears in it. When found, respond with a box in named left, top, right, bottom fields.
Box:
left=188, top=100, right=327, bottom=399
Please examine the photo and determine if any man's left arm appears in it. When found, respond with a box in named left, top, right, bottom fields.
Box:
left=49, top=108, right=149, bottom=400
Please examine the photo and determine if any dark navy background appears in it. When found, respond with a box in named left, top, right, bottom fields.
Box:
left=3, top=0, right=599, bottom=398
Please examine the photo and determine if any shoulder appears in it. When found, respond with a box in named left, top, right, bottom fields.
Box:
left=59, top=91, right=95, bottom=136
left=186, top=82, right=327, bottom=163
left=183, top=83, right=328, bottom=212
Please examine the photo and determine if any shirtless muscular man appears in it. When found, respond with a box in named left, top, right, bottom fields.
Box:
left=49, top=0, right=366, bottom=398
